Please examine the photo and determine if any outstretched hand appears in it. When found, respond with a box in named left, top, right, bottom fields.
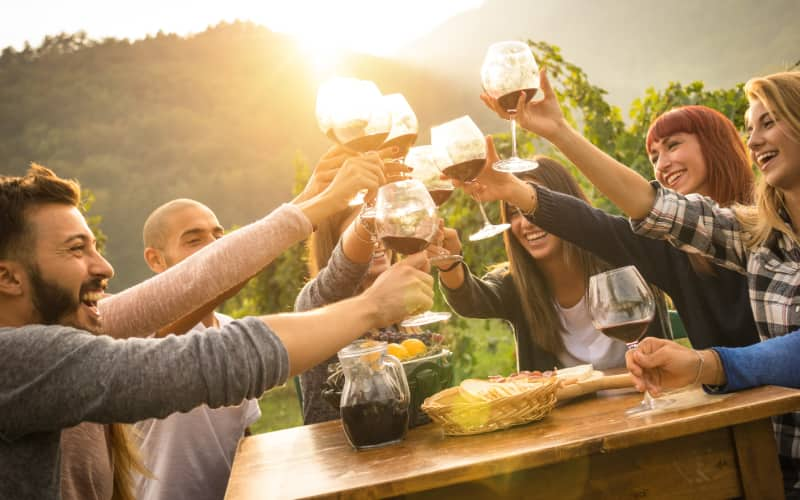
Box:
left=480, top=68, right=566, bottom=141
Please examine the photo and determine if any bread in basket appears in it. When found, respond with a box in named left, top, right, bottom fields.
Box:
left=421, top=374, right=558, bottom=436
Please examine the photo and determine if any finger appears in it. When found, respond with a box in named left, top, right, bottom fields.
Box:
left=377, top=146, right=401, bottom=159
left=485, top=135, right=499, bottom=164
left=539, top=67, right=554, bottom=98
left=516, top=90, right=527, bottom=113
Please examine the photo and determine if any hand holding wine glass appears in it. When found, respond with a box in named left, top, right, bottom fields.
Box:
left=480, top=68, right=566, bottom=144
left=374, top=179, right=452, bottom=327
left=480, top=40, right=540, bottom=173
left=588, top=266, right=673, bottom=415
left=431, top=116, right=510, bottom=241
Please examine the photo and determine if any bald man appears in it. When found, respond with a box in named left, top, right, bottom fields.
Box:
left=135, top=199, right=259, bottom=500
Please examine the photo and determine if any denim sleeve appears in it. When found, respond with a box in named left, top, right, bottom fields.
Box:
left=708, top=331, right=800, bottom=392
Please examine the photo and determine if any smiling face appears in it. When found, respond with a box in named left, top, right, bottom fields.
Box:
left=26, top=204, right=113, bottom=331
left=508, top=206, right=563, bottom=263
left=650, top=132, right=711, bottom=196
left=147, top=202, right=225, bottom=271
left=747, top=98, right=800, bottom=192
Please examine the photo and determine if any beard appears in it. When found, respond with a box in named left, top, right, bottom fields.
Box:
left=28, top=265, right=85, bottom=327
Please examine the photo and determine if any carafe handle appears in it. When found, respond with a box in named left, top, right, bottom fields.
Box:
left=384, top=354, right=411, bottom=404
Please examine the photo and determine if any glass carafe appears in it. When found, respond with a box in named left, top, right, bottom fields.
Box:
left=338, top=340, right=411, bottom=450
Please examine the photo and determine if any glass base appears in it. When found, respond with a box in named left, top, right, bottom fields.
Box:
left=401, top=311, right=451, bottom=327
left=492, top=157, right=539, bottom=173
left=469, top=222, right=511, bottom=241
left=626, top=393, right=675, bottom=416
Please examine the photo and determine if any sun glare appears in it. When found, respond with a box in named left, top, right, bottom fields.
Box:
left=254, top=0, right=484, bottom=63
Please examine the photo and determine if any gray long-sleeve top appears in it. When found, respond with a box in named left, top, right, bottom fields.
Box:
left=294, top=240, right=369, bottom=424
left=0, top=317, right=288, bottom=500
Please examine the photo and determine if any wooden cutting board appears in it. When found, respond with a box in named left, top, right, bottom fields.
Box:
left=555, top=371, right=635, bottom=402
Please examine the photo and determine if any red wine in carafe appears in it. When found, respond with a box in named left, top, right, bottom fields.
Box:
left=600, top=319, right=651, bottom=343
left=497, top=88, right=539, bottom=113
left=341, top=399, right=409, bottom=449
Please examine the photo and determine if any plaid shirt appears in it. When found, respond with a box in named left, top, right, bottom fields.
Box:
left=632, top=183, right=800, bottom=491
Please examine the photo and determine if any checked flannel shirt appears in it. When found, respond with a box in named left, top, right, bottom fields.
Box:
left=631, top=182, right=800, bottom=493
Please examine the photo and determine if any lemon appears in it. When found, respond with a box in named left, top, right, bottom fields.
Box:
left=401, top=338, right=427, bottom=358
left=386, top=343, right=410, bottom=360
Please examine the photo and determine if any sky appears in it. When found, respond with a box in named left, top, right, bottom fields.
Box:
left=1, top=0, right=484, bottom=57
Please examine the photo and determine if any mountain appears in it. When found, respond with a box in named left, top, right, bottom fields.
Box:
left=399, top=0, right=800, bottom=112
left=0, top=23, right=485, bottom=290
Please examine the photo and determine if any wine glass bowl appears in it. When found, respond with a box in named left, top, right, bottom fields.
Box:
left=316, top=77, right=392, bottom=153
left=405, top=145, right=454, bottom=207
left=381, top=93, right=419, bottom=157
left=588, top=266, right=655, bottom=348
left=480, top=41, right=540, bottom=173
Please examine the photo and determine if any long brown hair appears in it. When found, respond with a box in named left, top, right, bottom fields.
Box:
left=736, top=71, right=800, bottom=248
left=646, top=105, right=755, bottom=275
left=499, top=157, right=611, bottom=355
left=306, top=206, right=360, bottom=278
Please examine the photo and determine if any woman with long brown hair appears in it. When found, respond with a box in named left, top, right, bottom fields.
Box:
left=437, top=156, right=669, bottom=372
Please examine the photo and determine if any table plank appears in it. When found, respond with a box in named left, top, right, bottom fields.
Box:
left=732, top=419, right=784, bottom=499
left=226, top=386, right=800, bottom=499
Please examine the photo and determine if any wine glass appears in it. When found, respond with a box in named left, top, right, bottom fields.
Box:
left=588, top=265, right=673, bottom=415
left=374, top=179, right=452, bottom=327
left=405, top=145, right=464, bottom=267
left=430, top=115, right=510, bottom=241
left=316, top=77, right=392, bottom=205
left=381, top=94, right=419, bottom=164
left=480, top=40, right=540, bottom=173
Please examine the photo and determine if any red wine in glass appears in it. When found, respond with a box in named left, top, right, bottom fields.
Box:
left=599, top=318, right=652, bottom=345
left=380, top=236, right=430, bottom=255
left=428, top=188, right=454, bottom=207
left=441, top=158, right=485, bottom=183
left=497, top=88, right=540, bottom=113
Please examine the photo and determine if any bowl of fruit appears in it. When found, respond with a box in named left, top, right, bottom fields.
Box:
left=322, top=329, right=453, bottom=428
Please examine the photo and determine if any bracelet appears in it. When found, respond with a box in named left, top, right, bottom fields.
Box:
left=438, top=260, right=463, bottom=273
left=691, top=350, right=704, bottom=386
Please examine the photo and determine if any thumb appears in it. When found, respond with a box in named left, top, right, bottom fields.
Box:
left=485, top=135, right=499, bottom=163
left=539, top=67, right=554, bottom=97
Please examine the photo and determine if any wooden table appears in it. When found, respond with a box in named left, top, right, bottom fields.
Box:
left=226, top=385, right=800, bottom=499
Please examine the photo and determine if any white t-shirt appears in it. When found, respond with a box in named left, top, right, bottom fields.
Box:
left=555, top=296, right=628, bottom=370
left=133, top=313, right=262, bottom=500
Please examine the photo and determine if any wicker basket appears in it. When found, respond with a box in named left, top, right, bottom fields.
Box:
left=421, top=377, right=558, bottom=436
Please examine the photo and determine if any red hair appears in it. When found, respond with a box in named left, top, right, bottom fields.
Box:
left=646, top=105, right=754, bottom=206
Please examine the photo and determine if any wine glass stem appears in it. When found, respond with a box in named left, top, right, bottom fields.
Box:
left=472, top=191, right=492, bottom=225
left=510, top=116, right=519, bottom=159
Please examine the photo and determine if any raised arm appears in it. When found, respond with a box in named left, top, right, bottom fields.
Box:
left=100, top=154, right=387, bottom=339
left=480, top=69, right=656, bottom=219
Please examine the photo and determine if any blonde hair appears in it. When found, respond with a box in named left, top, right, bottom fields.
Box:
left=735, top=71, right=800, bottom=248
left=109, top=424, right=152, bottom=500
